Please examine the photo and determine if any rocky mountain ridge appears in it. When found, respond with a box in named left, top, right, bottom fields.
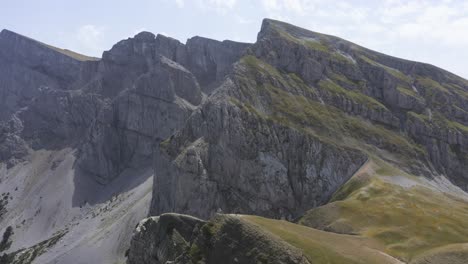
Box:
left=0, top=18, right=467, bottom=264
left=151, top=19, right=468, bottom=221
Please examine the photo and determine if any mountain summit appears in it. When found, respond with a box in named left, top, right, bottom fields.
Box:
left=0, top=19, right=467, bottom=264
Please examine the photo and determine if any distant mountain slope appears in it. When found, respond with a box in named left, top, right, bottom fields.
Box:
left=0, top=29, right=94, bottom=121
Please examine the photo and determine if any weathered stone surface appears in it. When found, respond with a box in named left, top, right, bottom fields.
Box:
left=186, top=37, right=251, bottom=91
left=0, top=30, right=89, bottom=121
left=152, top=74, right=367, bottom=219
left=127, top=213, right=205, bottom=264
left=150, top=18, right=468, bottom=222
left=77, top=56, right=202, bottom=183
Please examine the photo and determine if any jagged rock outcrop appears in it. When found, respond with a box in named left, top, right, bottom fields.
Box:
left=127, top=213, right=310, bottom=264
left=185, top=37, right=251, bottom=91
left=0, top=28, right=250, bottom=184
left=73, top=32, right=250, bottom=183
left=78, top=56, right=203, bottom=183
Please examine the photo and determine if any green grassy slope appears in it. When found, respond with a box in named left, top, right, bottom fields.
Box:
left=298, top=159, right=468, bottom=263
left=244, top=215, right=402, bottom=264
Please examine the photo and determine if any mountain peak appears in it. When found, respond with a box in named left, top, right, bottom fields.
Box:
left=134, top=31, right=156, bottom=41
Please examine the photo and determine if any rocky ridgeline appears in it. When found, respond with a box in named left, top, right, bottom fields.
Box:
left=1, top=19, right=467, bottom=218
left=0, top=19, right=467, bottom=258
left=0, top=30, right=249, bottom=183
left=127, top=213, right=310, bottom=264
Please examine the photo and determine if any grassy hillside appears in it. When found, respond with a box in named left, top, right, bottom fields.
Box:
left=244, top=215, right=402, bottom=264
left=298, top=159, right=468, bottom=263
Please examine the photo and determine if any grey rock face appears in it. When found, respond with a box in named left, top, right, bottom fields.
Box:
left=252, top=19, right=468, bottom=188
left=0, top=28, right=249, bottom=185
left=149, top=18, right=468, bottom=222
left=78, top=56, right=202, bottom=183
left=0, top=115, right=28, bottom=168
left=72, top=32, right=249, bottom=183
left=186, top=37, right=251, bottom=91
left=127, top=213, right=205, bottom=264
left=151, top=74, right=367, bottom=219
left=19, top=87, right=103, bottom=149
left=0, top=30, right=87, bottom=121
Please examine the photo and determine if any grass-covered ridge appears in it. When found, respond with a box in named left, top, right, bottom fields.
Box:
left=244, top=215, right=400, bottom=264
left=268, top=22, right=356, bottom=64
left=298, top=159, right=468, bottom=263
left=43, top=44, right=99, bottom=61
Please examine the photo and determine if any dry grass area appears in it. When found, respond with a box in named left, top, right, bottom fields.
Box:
left=45, top=44, right=100, bottom=61
left=298, top=159, right=468, bottom=263
left=243, top=215, right=403, bottom=264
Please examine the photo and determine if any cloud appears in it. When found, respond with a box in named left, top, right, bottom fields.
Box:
left=261, top=0, right=313, bottom=15
left=197, top=0, right=237, bottom=14
left=175, top=0, right=184, bottom=8
left=75, top=25, right=105, bottom=55
left=234, top=14, right=253, bottom=24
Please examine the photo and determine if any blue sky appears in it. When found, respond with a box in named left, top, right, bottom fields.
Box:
left=2, top=0, right=468, bottom=79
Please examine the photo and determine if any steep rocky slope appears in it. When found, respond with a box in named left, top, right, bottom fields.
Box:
left=0, top=29, right=97, bottom=122
left=0, top=28, right=249, bottom=263
left=151, top=19, right=468, bottom=220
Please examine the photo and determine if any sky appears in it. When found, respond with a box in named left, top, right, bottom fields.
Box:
left=2, top=0, right=468, bottom=79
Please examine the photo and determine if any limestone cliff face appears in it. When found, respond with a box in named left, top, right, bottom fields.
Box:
left=0, top=29, right=92, bottom=121
left=1, top=18, right=467, bottom=213
left=250, top=19, right=468, bottom=188
left=75, top=32, right=249, bottom=183
left=0, top=29, right=250, bottom=184
left=152, top=77, right=366, bottom=219
left=150, top=18, right=468, bottom=221
left=77, top=56, right=203, bottom=183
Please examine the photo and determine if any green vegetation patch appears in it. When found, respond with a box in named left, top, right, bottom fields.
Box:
left=408, top=111, right=468, bottom=134
left=319, top=79, right=387, bottom=110
left=245, top=215, right=398, bottom=264
left=304, top=39, right=330, bottom=52
left=416, top=76, right=450, bottom=94
left=360, top=56, right=412, bottom=83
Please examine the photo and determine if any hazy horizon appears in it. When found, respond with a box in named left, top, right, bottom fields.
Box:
left=2, top=0, right=468, bottom=79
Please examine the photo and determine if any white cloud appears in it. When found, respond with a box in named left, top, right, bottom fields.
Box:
left=261, top=0, right=313, bottom=15
left=175, top=0, right=185, bottom=8
left=234, top=15, right=253, bottom=24
left=197, top=0, right=237, bottom=14
left=75, top=25, right=105, bottom=55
